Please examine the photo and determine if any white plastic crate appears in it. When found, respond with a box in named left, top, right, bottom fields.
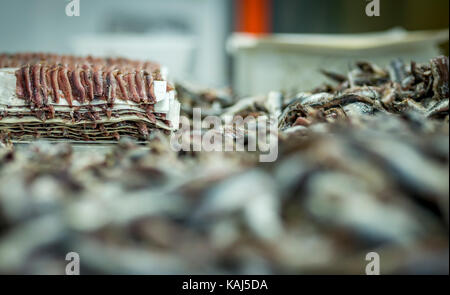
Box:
left=228, top=28, right=449, bottom=96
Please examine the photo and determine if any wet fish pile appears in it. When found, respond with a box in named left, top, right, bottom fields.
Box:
left=0, top=53, right=180, bottom=142
left=0, top=57, right=448, bottom=274
left=278, top=56, right=449, bottom=131
left=175, top=82, right=235, bottom=117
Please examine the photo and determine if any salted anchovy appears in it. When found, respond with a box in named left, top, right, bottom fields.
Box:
left=93, top=67, right=103, bottom=97
left=49, top=66, right=60, bottom=103
left=40, top=65, right=49, bottom=105
left=127, top=73, right=141, bottom=103
left=58, top=67, right=73, bottom=106
left=106, top=71, right=117, bottom=103
left=81, top=67, right=94, bottom=101
left=31, top=64, right=42, bottom=107
left=104, top=71, right=112, bottom=102
left=22, top=66, right=33, bottom=99
left=72, top=68, right=86, bottom=103
left=135, top=71, right=146, bottom=102
left=116, top=73, right=129, bottom=101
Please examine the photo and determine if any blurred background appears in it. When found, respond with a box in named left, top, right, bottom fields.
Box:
left=0, top=0, right=448, bottom=94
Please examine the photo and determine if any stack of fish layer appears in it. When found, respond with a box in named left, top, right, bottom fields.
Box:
left=0, top=53, right=180, bottom=142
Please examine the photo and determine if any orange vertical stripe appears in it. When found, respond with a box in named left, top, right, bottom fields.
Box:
left=235, top=0, right=271, bottom=35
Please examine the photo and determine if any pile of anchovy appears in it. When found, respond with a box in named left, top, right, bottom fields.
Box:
left=0, top=56, right=448, bottom=274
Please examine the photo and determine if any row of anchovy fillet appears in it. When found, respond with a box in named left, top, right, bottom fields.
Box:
left=0, top=53, right=160, bottom=73
left=14, top=64, right=166, bottom=107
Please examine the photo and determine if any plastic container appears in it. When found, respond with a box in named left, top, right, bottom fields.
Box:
left=227, top=28, right=449, bottom=96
